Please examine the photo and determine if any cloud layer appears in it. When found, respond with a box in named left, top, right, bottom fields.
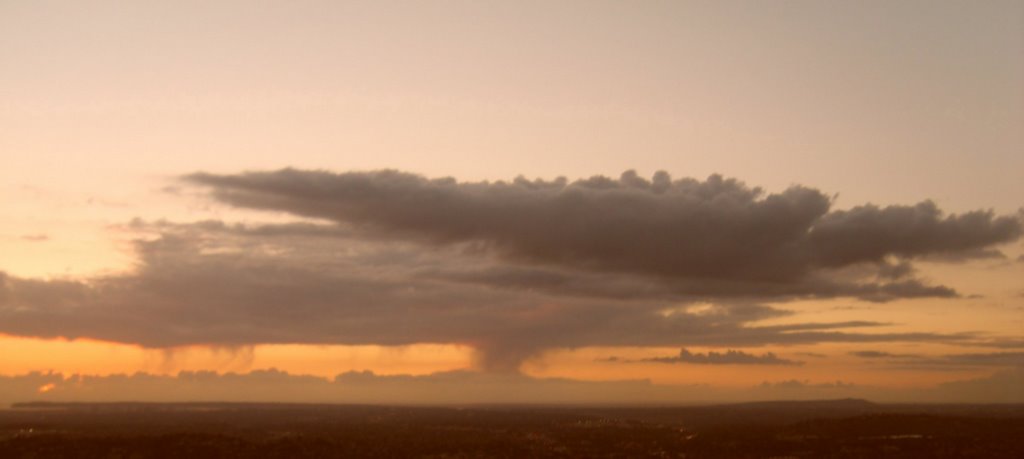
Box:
left=853, top=350, right=1024, bottom=370
left=1, top=169, right=1021, bottom=371
left=642, top=348, right=803, bottom=366
left=188, top=169, right=1021, bottom=301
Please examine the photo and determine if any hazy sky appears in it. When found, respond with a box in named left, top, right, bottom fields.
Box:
left=1, top=0, right=1022, bottom=404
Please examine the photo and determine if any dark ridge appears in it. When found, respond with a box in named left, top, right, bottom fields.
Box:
left=2, top=402, right=1023, bottom=458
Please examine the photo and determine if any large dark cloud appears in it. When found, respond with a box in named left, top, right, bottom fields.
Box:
left=2, top=169, right=1020, bottom=372
left=0, top=220, right=988, bottom=372
left=186, top=169, right=1020, bottom=296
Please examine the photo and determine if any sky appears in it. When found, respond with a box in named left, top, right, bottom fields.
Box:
left=1, top=0, right=1022, bottom=404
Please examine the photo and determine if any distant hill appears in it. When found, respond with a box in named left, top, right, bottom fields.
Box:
left=2, top=400, right=1023, bottom=458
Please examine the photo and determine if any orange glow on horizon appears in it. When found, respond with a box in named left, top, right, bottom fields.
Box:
left=0, top=334, right=1002, bottom=392
left=0, top=334, right=473, bottom=378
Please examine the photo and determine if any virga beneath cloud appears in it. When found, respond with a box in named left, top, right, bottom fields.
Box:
left=1, top=169, right=1021, bottom=371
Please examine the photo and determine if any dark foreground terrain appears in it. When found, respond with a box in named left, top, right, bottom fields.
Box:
left=1, top=399, right=1022, bottom=458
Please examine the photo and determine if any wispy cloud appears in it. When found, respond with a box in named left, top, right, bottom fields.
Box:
left=635, top=348, right=803, bottom=366
left=853, top=350, right=1024, bottom=370
left=850, top=350, right=920, bottom=359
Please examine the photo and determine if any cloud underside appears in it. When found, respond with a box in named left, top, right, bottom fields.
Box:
left=1, top=169, right=1021, bottom=371
left=187, top=169, right=1019, bottom=289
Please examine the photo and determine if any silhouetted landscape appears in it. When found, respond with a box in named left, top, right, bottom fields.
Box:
left=3, top=1, right=1023, bottom=458
left=2, top=399, right=1022, bottom=458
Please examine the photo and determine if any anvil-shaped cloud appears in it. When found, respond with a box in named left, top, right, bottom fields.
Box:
left=0, top=170, right=1020, bottom=371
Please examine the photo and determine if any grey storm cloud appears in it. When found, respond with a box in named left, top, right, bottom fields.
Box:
left=0, top=220, right=989, bottom=372
left=1, top=169, right=1021, bottom=372
left=186, top=169, right=1021, bottom=300
left=641, top=348, right=803, bottom=366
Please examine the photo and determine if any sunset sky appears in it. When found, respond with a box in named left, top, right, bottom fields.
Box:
left=1, top=0, right=1022, bottom=404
